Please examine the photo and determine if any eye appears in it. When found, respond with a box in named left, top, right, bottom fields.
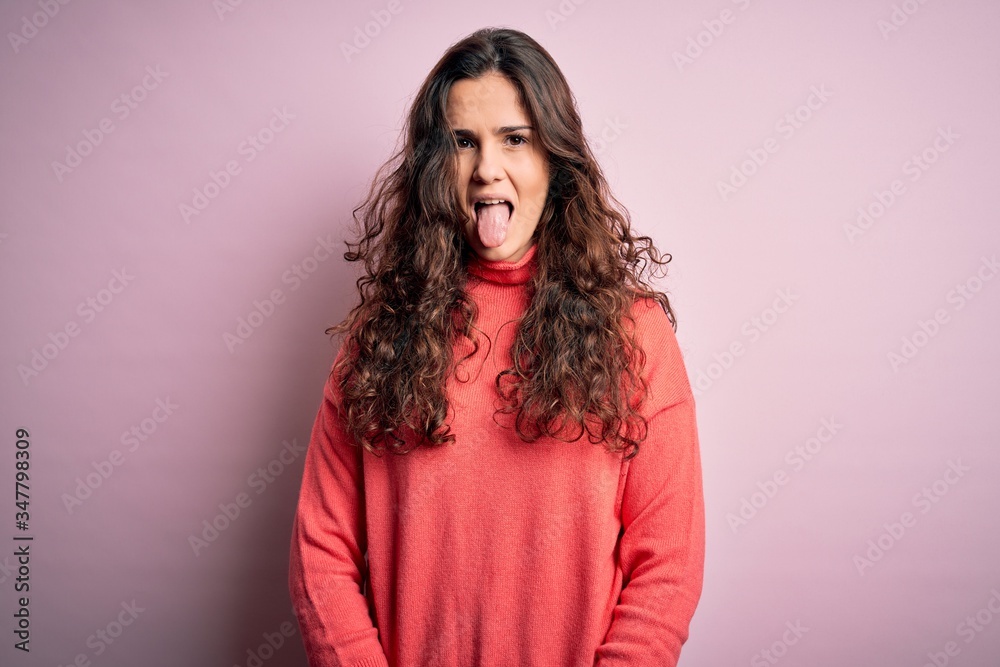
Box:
left=507, top=133, right=528, bottom=146
left=455, top=136, right=473, bottom=149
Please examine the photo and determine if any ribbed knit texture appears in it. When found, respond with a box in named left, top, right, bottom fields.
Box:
left=288, top=242, right=705, bottom=667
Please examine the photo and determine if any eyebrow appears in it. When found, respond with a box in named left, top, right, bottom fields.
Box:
left=452, top=125, right=534, bottom=136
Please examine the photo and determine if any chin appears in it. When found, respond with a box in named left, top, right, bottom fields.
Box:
left=488, top=241, right=530, bottom=263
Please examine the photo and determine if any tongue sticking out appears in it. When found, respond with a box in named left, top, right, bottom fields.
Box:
left=476, top=203, right=512, bottom=248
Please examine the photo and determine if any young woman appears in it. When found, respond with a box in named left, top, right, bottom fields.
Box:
left=289, top=27, right=705, bottom=667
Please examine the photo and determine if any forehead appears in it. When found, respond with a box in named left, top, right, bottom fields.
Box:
left=445, top=73, right=528, bottom=126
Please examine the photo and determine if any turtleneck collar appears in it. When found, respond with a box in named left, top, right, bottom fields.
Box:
left=466, top=242, right=538, bottom=285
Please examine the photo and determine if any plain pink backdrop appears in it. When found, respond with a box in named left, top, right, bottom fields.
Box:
left=2, top=1, right=998, bottom=665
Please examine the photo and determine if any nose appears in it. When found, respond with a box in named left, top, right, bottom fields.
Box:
left=472, top=142, right=503, bottom=183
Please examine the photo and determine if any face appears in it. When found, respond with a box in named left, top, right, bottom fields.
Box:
left=445, top=72, right=550, bottom=263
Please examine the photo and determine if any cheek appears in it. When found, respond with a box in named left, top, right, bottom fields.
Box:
left=455, top=172, right=472, bottom=208
left=454, top=157, right=471, bottom=183
left=532, top=161, right=549, bottom=197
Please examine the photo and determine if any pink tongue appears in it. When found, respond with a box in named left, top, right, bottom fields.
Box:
left=476, top=203, right=511, bottom=248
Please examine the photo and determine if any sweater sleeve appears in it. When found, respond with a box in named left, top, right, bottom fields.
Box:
left=288, top=354, right=390, bottom=667
left=594, top=302, right=706, bottom=667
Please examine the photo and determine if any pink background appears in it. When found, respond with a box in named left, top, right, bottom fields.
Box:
left=2, top=1, right=999, bottom=665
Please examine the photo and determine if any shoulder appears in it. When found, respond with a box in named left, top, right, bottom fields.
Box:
left=627, top=296, right=679, bottom=365
left=628, top=296, right=693, bottom=414
left=321, top=339, right=353, bottom=421
left=629, top=295, right=672, bottom=331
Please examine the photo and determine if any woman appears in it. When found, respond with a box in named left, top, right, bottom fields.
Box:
left=288, top=26, right=704, bottom=667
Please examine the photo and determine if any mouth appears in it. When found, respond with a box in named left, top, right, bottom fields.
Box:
left=470, top=198, right=516, bottom=248
left=473, top=200, right=514, bottom=216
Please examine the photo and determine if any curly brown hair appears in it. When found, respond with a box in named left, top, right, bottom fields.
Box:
left=326, top=27, right=676, bottom=461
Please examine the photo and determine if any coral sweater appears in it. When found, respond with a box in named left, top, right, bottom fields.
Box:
left=288, top=242, right=705, bottom=667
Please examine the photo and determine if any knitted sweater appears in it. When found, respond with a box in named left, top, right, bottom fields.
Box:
left=288, top=242, right=705, bottom=667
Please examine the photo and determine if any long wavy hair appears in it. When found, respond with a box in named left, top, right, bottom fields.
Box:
left=326, top=27, right=675, bottom=461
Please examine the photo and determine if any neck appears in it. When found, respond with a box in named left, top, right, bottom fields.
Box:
left=465, top=243, right=538, bottom=285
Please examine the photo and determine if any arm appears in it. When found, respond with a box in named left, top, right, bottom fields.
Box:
left=288, top=353, right=390, bottom=667
left=594, top=304, right=706, bottom=666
